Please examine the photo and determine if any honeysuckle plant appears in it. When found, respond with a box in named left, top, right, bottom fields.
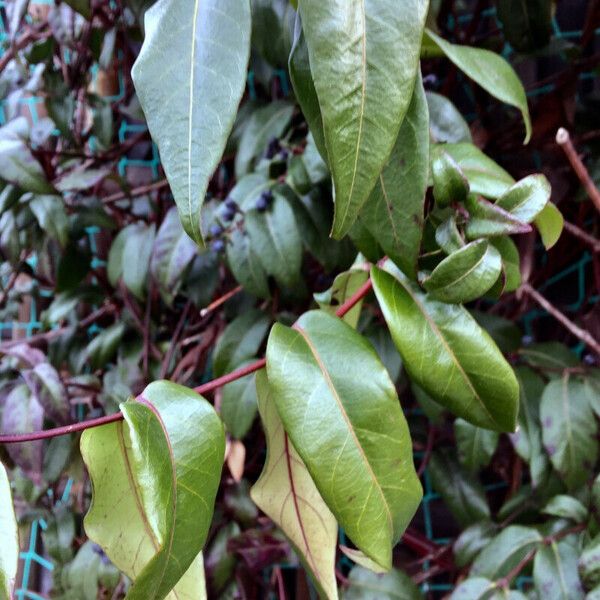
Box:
left=0, top=0, right=599, bottom=599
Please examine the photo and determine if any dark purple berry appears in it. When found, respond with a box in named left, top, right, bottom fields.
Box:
left=261, top=189, right=273, bottom=202
left=224, top=198, right=237, bottom=211
left=583, top=354, right=596, bottom=366
left=211, top=239, right=225, bottom=253
left=222, top=208, right=236, bottom=222
left=209, top=224, right=223, bottom=237
left=255, top=196, right=269, bottom=211
left=522, top=335, right=534, bottom=346
left=278, top=149, right=289, bottom=160
left=265, top=137, right=281, bottom=159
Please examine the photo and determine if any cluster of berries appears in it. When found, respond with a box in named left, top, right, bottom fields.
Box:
left=265, top=136, right=289, bottom=162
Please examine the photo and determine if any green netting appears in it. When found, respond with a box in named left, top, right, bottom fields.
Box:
left=0, top=0, right=597, bottom=596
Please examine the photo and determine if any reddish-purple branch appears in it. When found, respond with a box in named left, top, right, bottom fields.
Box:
left=0, top=277, right=374, bottom=444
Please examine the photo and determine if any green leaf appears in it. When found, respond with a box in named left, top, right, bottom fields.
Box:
left=540, top=374, right=599, bottom=490
left=470, top=311, right=521, bottom=353
left=0, top=137, right=54, bottom=194
left=342, top=565, right=422, bottom=600
left=81, top=381, right=225, bottom=599
left=149, top=206, right=197, bottom=306
left=422, top=239, right=502, bottom=303
left=453, top=521, right=497, bottom=568
left=359, top=73, right=429, bottom=279
left=510, top=367, right=548, bottom=488
left=371, top=265, right=519, bottom=431
left=108, top=222, right=156, bottom=300
left=426, top=91, right=472, bottom=143
left=579, top=534, right=600, bottom=590
left=54, top=167, right=109, bottom=192
left=314, top=268, right=369, bottom=328
left=465, top=195, right=531, bottom=239
left=496, top=0, right=552, bottom=53
left=234, top=102, right=295, bottom=177
left=298, top=0, right=428, bottom=238
left=220, top=369, right=257, bottom=440
left=490, top=237, right=521, bottom=293
left=29, top=195, right=69, bottom=247
left=212, top=310, right=270, bottom=377
left=204, top=522, right=240, bottom=594
left=449, top=578, right=496, bottom=600
left=266, top=310, right=422, bottom=570
left=86, top=322, right=126, bottom=370
left=441, top=143, right=514, bottom=199
left=455, top=419, right=499, bottom=472
left=64, top=0, right=92, bottom=19
left=518, top=342, right=579, bottom=370
left=533, top=539, right=583, bottom=600
left=0, top=462, right=18, bottom=600
left=535, top=202, right=564, bottom=250
left=425, top=30, right=531, bottom=142
left=23, top=362, right=69, bottom=424
left=542, top=495, right=588, bottom=523
left=244, top=192, right=303, bottom=290
left=251, top=371, right=338, bottom=600
left=226, top=226, right=270, bottom=298
left=436, top=216, right=465, bottom=255
left=289, top=17, right=327, bottom=160
left=251, top=0, right=295, bottom=68
left=471, top=525, right=542, bottom=579
left=428, top=452, right=490, bottom=527
left=339, top=547, right=387, bottom=574
left=131, top=0, right=252, bottom=245
left=56, top=243, right=91, bottom=292
left=495, top=174, right=551, bottom=223
left=431, top=149, right=470, bottom=208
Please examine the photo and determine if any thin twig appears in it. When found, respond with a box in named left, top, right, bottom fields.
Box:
left=563, top=220, right=600, bottom=253
left=159, top=301, right=191, bottom=379
left=200, top=285, right=243, bottom=317
left=556, top=127, right=600, bottom=214
left=103, top=180, right=169, bottom=204
left=521, top=282, right=600, bottom=356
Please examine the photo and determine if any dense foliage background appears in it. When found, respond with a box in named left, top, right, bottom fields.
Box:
left=0, top=0, right=599, bottom=598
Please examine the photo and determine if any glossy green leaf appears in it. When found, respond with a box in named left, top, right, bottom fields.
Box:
left=372, top=265, right=519, bottom=431
left=244, top=192, right=303, bottom=290
left=510, top=367, right=548, bottom=488
left=436, top=216, right=465, bottom=255
left=453, top=521, right=497, bottom=568
left=234, top=101, right=295, bottom=176
left=579, top=534, right=600, bottom=590
left=298, top=0, right=429, bottom=238
left=226, top=226, right=270, bottom=298
left=422, top=239, right=502, bottom=303
left=518, top=342, right=579, bottom=370
left=220, top=369, right=258, bottom=440
left=442, top=143, right=514, bottom=199
left=314, top=268, right=369, bottom=328
left=251, top=0, right=295, bottom=68
left=497, top=0, right=552, bottom=52
left=533, top=538, right=583, bottom=600
left=266, top=310, right=422, bottom=570
left=342, top=565, right=422, bottom=600
left=131, top=0, right=252, bottom=245
left=0, top=137, right=54, bottom=194
left=86, top=322, right=125, bottom=370
left=428, top=452, right=490, bottom=527
left=359, top=74, right=429, bottom=279
left=0, top=462, right=18, bottom=600
left=289, top=15, right=327, bottom=161
left=471, top=525, right=542, bottom=579
left=542, top=495, right=588, bottom=523
left=432, top=149, right=470, bottom=207
left=425, top=30, right=531, bottom=142
left=495, top=174, right=551, bottom=223
left=23, top=362, right=69, bottom=424
left=81, top=381, right=225, bottom=599
left=251, top=370, right=338, bottom=600
left=540, top=374, right=599, bottom=490
left=339, top=547, right=387, bottom=574
left=212, top=309, right=270, bottom=377
left=490, top=237, right=521, bottom=293
left=349, top=218, right=384, bottom=263
left=29, top=195, right=69, bottom=247
left=150, top=206, right=197, bottom=306
left=535, top=201, right=564, bottom=250
left=364, top=323, right=403, bottom=384
left=465, top=195, right=531, bottom=239
left=426, top=91, right=471, bottom=143
left=455, top=419, right=499, bottom=472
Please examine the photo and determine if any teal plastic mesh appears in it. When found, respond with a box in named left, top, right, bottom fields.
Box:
left=0, top=0, right=597, bottom=596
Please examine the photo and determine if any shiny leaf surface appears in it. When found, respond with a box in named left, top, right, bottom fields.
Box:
left=425, top=30, right=531, bottom=142
left=465, top=195, right=531, bottom=239
left=535, top=202, right=564, bottom=250
left=298, top=0, right=429, bottom=238
left=359, top=74, right=429, bottom=279
left=495, top=174, right=551, bottom=223
left=81, top=381, right=225, bottom=599
left=251, top=371, right=338, bottom=600
left=455, top=419, right=499, bottom=472
left=132, top=0, right=251, bottom=245
left=266, top=310, right=422, bottom=570
left=422, top=240, right=502, bottom=304
left=533, top=538, right=583, bottom=600
left=432, top=149, right=469, bottom=207
left=372, top=265, right=519, bottom=431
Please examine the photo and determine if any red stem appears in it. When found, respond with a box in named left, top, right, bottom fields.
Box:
left=0, top=279, right=373, bottom=444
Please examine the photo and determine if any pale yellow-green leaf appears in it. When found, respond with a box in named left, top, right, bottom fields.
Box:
left=251, top=371, right=338, bottom=600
